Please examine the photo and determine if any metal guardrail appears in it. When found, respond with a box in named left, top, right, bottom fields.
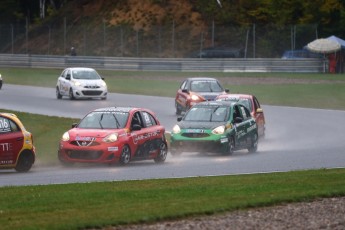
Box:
left=0, top=54, right=325, bottom=73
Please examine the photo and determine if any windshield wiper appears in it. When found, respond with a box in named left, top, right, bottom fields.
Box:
left=99, top=114, right=104, bottom=129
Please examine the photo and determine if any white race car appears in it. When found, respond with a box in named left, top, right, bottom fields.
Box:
left=56, top=67, right=107, bottom=100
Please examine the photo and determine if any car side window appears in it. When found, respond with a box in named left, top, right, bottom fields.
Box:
left=0, top=117, right=19, bottom=134
left=239, top=105, right=251, bottom=120
left=131, top=112, right=143, bottom=128
left=180, top=80, right=187, bottom=90
left=233, top=105, right=242, bottom=120
left=141, top=112, right=157, bottom=127
left=253, top=96, right=261, bottom=111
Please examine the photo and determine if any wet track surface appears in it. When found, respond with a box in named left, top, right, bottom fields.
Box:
left=1, top=84, right=345, bottom=186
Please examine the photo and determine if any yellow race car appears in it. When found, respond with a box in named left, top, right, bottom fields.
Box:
left=0, top=113, right=36, bottom=172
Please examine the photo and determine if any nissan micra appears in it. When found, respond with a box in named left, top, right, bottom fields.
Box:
left=0, top=113, right=36, bottom=172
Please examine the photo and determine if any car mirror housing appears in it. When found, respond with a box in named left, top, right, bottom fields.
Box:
left=177, top=117, right=183, bottom=122
left=225, top=89, right=230, bottom=93
left=256, top=108, right=263, bottom=113
left=182, top=89, right=189, bottom=94
left=66, top=74, right=71, bottom=80
left=234, top=117, right=243, bottom=123
left=72, top=123, right=78, bottom=128
left=131, top=124, right=142, bottom=131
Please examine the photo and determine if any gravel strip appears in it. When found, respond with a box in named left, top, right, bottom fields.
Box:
left=106, top=197, right=345, bottom=230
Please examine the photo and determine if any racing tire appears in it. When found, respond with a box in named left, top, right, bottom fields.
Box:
left=119, top=145, right=131, bottom=165
left=224, top=136, right=235, bottom=155
left=248, top=132, right=258, bottom=153
left=56, top=87, right=62, bottom=99
left=15, top=151, right=34, bottom=172
left=154, top=142, right=168, bottom=163
left=69, top=88, right=75, bottom=100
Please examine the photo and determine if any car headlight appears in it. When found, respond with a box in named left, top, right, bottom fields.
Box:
left=73, top=81, right=81, bottom=87
left=191, top=95, right=200, bottom=101
left=172, top=125, right=181, bottom=134
left=62, top=132, right=70, bottom=141
left=212, top=125, right=225, bottom=135
left=103, top=133, right=118, bottom=142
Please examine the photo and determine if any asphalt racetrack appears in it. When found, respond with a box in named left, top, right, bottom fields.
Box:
left=1, top=84, right=345, bottom=186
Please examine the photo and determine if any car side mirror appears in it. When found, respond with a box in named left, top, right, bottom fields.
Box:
left=234, top=117, right=243, bottom=123
left=177, top=117, right=182, bottom=122
left=256, top=108, right=263, bottom=113
left=131, top=124, right=141, bottom=131
left=66, top=74, right=71, bottom=80
left=72, top=123, right=78, bottom=128
left=182, top=89, right=189, bottom=94
left=225, top=89, right=229, bottom=93
left=101, top=77, right=105, bottom=80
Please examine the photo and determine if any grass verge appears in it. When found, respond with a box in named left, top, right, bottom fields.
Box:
left=1, top=168, right=345, bottom=230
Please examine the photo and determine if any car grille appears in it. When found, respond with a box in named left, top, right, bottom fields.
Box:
left=70, top=141, right=100, bottom=147
left=182, top=133, right=210, bottom=138
left=84, top=85, right=100, bottom=89
left=67, top=150, right=103, bottom=160
left=82, top=90, right=103, bottom=96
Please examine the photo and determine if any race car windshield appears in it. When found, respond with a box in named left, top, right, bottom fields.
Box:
left=190, top=80, right=223, bottom=92
left=184, top=106, right=228, bottom=122
left=72, top=70, right=101, bottom=80
left=78, top=112, right=129, bottom=129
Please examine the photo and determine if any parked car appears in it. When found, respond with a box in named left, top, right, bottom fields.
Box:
left=170, top=101, right=258, bottom=156
left=0, top=74, right=2, bottom=89
left=281, top=50, right=323, bottom=59
left=175, top=77, right=229, bottom=115
left=191, top=47, right=243, bottom=58
left=56, top=67, right=107, bottom=100
left=0, top=113, right=36, bottom=172
left=216, top=94, right=265, bottom=137
left=58, top=107, right=168, bottom=166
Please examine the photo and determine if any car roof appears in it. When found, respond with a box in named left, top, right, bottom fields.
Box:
left=186, top=77, right=218, bottom=81
left=195, top=100, right=235, bottom=107
left=218, top=94, right=253, bottom=99
left=67, top=67, right=96, bottom=71
left=92, top=107, right=137, bottom=113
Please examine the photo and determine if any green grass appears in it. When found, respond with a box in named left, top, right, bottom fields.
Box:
left=1, top=168, right=345, bottom=230
left=1, top=67, right=345, bottom=110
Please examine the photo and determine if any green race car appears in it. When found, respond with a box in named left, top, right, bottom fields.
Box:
left=170, top=101, right=258, bottom=156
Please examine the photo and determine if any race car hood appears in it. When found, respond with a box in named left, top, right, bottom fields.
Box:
left=178, top=121, right=226, bottom=130
left=68, top=128, right=124, bottom=139
left=196, top=92, right=224, bottom=101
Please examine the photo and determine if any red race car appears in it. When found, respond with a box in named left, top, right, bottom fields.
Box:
left=216, top=94, right=266, bottom=137
left=58, top=107, right=168, bottom=165
left=0, top=113, right=36, bottom=172
left=175, top=77, right=229, bottom=115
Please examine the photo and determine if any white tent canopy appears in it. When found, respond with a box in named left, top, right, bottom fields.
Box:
left=327, top=35, right=345, bottom=49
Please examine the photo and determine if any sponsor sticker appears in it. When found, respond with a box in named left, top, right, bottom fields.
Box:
left=108, top=147, right=118, bottom=151
left=185, top=129, right=204, bottom=133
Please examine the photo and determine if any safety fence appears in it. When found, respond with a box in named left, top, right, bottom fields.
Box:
left=0, top=54, right=325, bottom=73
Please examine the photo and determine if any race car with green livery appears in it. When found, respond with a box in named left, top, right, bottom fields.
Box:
left=170, top=101, right=258, bottom=156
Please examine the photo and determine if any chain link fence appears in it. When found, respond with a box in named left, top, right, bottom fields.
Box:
left=0, top=19, right=318, bottom=58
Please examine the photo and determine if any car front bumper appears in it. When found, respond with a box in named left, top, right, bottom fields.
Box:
left=58, top=141, right=123, bottom=163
